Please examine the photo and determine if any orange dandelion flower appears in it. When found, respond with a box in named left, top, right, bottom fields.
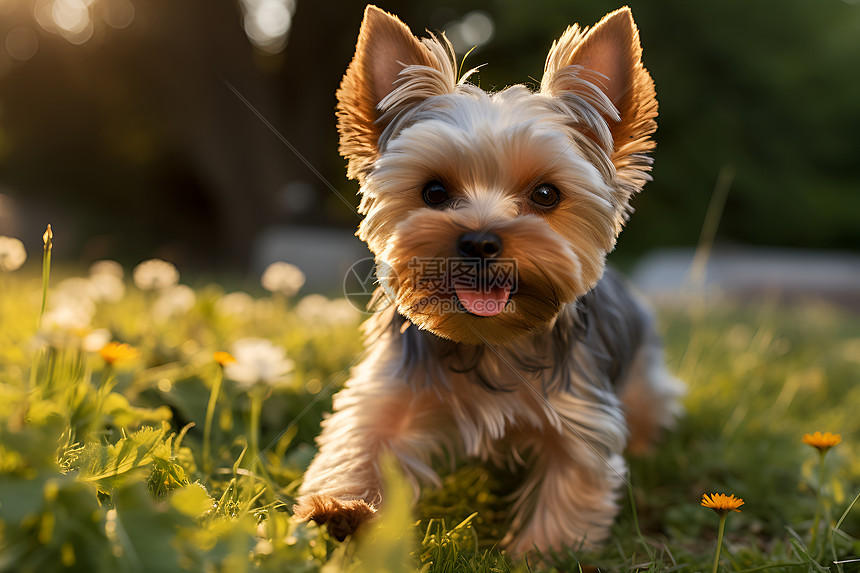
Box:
left=100, top=342, right=139, bottom=365
left=803, top=431, right=841, bottom=453
left=701, top=493, right=744, bottom=515
left=214, top=351, right=236, bottom=366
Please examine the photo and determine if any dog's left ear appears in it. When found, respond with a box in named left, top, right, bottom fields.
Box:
left=541, top=7, right=657, bottom=204
left=337, top=5, right=454, bottom=182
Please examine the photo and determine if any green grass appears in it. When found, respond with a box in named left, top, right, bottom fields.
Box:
left=1, top=262, right=859, bottom=572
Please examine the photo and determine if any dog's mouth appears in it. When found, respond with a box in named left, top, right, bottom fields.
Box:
left=454, top=283, right=511, bottom=317
left=409, top=257, right=517, bottom=318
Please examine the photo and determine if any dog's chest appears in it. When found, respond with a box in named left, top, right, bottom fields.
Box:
left=432, top=351, right=582, bottom=457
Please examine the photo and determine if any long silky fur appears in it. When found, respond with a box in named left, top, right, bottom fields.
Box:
left=364, top=268, right=645, bottom=396
left=542, top=8, right=659, bottom=225
left=297, top=5, right=683, bottom=555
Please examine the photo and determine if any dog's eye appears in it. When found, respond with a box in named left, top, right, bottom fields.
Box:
left=530, top=184, right=560, bottom=208
left=422, top=181, right=450, bottom=207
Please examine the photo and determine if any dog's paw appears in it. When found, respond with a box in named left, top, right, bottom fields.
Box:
left=293, top=494, right=376, bottom=541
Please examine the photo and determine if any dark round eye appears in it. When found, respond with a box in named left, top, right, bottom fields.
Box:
left=422, top=181, right=449, bottom=207
left=530, top=184, right=560, bottom=208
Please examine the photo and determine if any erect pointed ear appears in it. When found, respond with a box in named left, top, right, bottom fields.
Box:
left=337, top=5, right=450, bottom=181
left=541, top=7, right=657, bottom=199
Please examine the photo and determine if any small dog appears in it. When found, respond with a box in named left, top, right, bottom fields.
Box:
left=295, top=5, right=684, bottom=553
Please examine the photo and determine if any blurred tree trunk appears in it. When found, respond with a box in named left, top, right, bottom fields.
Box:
left=134, top=0, right=289, bottom=268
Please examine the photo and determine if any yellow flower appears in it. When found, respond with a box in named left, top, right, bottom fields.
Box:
left=803, top=431, right=841, bottom=453
left=701, top=493, right=744, bottom=515
left=214, top=351, right=236, bottom=366
left=100, top=342, right=139, bottom=365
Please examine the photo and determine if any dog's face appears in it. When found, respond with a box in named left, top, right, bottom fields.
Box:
left=339, top=6, right=656, bottom=345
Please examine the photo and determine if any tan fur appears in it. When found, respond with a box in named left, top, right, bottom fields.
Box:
left=338, top=6, right=448, bottom=181
left=620, top=338, right=685, bottom=455
left=383, top=209, right=584, bottom=344
left=542, top=8, right=658, bottom=225
left=293, top=495, right=376, bottom=541
left=295, top=5, right=682, bottom=554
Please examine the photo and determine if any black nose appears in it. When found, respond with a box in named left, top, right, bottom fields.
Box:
left=457, top=231, right=502, bottom=259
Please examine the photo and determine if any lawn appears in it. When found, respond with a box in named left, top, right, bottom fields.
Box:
left=0, top=240, right=858, bottom=572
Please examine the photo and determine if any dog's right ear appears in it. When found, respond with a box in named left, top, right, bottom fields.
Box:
left=337, top=5, right=447, bottom=181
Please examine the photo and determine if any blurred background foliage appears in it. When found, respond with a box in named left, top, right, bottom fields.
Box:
left=0, top=0, right=859, bottom=271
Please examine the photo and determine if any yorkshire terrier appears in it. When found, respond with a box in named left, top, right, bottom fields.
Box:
left=295, top=5, right=684, bottom=554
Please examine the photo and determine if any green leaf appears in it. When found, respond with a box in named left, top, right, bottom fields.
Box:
left=109, top=481, right=192, bottom=573
left=0, top=473, right=53, bottom=524
left=77, top=424, right=169, bottom=487
left=101, top=392, right=172, bottom=428
left=348, top=453, right=417, bottom=573
left=170, top=483, right=213, bottom=519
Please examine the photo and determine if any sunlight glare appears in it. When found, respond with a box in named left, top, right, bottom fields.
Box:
left=33, top=0, right=102, bottom=44
left=34, top=0, right=56, bottom=32
left=104, top=0, right=135, bottom=29
left=240, top=0, right=294, bottom=54
left=5, top=27, right=39, bottom=61
left=445, top=11, right=495, bottom=54
left=52, top=0, right=90, bottom=35
left=254, top=0, right=290, bottom=40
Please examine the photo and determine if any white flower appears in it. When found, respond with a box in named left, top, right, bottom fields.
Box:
left=89, top=260, right=124, bottom=279
left=261, top=262, right=305, bottom=296
left=82, top=328, right=112, bottom=353
left=88, top=260, right=126, bottom=302
left=42, top=278, right=98, bottom=341
left=152, top=284, right=196, bottom=321
left=88, top=273, right=126, bottom=303
left=0, top=236, right=26, bottom=271
left=215, top=291, right=255, bottom=317
left=295, top=294, right=329, bottom=324
left=55, top=277, right=99, bottom=304
left=295, top=294, right=360, bottom=327
left=39, top=300, right=96, bottom=349
left=54, top=272, right=125, bottom=306
left=327, top=298, right=360, bottom=326
left=133, top=259, right=179, bottom=290
left=42, top=303, right=94, bottom=332
left=224, top=338, right=293, bottom=389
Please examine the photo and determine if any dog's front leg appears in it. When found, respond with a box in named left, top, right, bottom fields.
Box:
left=294, top=362, right=445, bottom=540
left=503, top=412, right=628, bottom=554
